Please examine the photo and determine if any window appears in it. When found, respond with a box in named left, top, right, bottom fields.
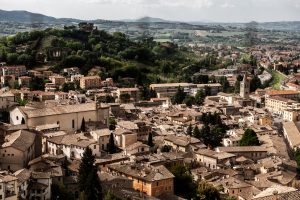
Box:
left=72, top=119, right=75, bottom=129
left=16, top=116, right=19, bottom=120
left=94, top=145, right=96, bottom=149
left=57, top=121, right=60, bottom=125
left=156, top=182, right=159, bottom=186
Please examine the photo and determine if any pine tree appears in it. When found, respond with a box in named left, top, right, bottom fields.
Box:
left=186, top=124, right=193, bottom=136
left=81, top=117, right=86, bottom=132
left=107, top=132, right=116, bottom=154
left=147, top=132, right=154, bottom=147
left=78, top=147, right=102, bottom=200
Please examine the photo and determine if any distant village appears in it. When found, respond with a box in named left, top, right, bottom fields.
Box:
left=2, top=34, right=300, bottom=200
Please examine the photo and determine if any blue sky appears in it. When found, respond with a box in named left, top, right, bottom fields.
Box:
left=1, top=0, right=300, bottom=22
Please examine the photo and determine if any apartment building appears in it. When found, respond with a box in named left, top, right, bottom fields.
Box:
left=49, top=75, right=66, bottom=86
left=150, top=83, right=197, bottom=98
left=80, top=76, right=101, bottom=89
left=0, top=65, right=27, bottom=77
left=265, top=96, right=299, bottom=115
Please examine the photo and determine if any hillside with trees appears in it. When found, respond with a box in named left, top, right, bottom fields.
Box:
left=0, top=26, right=227, bottom=87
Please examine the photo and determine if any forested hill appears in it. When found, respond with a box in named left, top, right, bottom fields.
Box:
left=0, top=27, right=222, bottom=86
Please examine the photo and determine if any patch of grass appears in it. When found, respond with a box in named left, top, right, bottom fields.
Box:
left=269, top=70, right=285, bottom=89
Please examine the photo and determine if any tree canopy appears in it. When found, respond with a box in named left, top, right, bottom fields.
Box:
left=240, top=129, right=260, bottom=146
left=78, top=147, right=102, bottom=200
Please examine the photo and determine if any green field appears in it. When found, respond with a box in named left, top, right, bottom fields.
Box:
left=195, top=30, right=244, bottom=37
left=269, top=70, right=285, bottom=89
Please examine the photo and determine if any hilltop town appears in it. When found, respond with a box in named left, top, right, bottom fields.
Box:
left=1, top=22, right=300, bottom=200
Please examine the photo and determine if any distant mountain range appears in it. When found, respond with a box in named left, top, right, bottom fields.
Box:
left=1, top=9, right=300, bottom=31
left=0, top=9, right=60, bottom=23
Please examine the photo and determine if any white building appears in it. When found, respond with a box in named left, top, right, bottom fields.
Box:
left=47, top=133, right=100, bottom=159
left=10, top=102, right=110, bottom=131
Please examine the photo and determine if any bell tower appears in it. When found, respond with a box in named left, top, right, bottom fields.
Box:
left=240, top=74, right=250, bottom=99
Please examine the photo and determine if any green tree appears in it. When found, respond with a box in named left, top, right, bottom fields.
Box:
left=62, top=82, right=76, bottom=92
left=84, top=167, right=102, bottom=200
left=120, top=93, right=131, bottom=103
left=171, top=86, right=186, bottom=104
left=240, top=129, right=260, bottom=146
left=51, top=183, right=75, bottom=200
left=186, top=124, right=193, bottom=136
left=108, top=118, right=117, bottom=130
left=193, top=126, right=201, bottom=138
left=81, top=117, right=86, bottom=132
left=198, top=181, right=221, bottom=200
left=6, top=53, right=19, bottom=65
left=184, top=95, right=195, bottom=107
left=294, top=149, right=300, bottom=174
left=234, top=80, right=240, bottom=94
left=78, top=147, right=102, bottom=200
left=108, top=132, right=116, bottom=154
left=104, top=190, right=122, bottom=200
left=195, top=89, right=206, bottom=105
left=161, top=145, right=171, bottom=152
left=17, top=98, right=28, bottom=106
left=219, top=76, right=230, bottom=93
left=250, top=76, right=262, bottom=92
left=170, top=164, right=197, bottom=199
left=147, top=132, right=154, bottom=147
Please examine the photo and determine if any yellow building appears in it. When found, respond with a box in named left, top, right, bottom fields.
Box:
left=49, top=75, right=66, bottom=86
left=108, top=163, right=174, bottom=197
left=80, top=76, right=101, bottom=89
left=259, top=115, right=273, bottom=126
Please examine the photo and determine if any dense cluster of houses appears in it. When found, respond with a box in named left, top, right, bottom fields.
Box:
left=1, top=45, right=300, bottom=200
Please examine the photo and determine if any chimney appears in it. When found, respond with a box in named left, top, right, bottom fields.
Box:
left=272, top=190, right=278, bottom=200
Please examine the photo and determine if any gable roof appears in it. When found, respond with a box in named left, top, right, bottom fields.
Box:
left=2, top=130, right=35, bottom=152
left=20, top=103, right=96, bottom=118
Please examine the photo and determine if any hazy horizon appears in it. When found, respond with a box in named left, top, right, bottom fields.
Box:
left=1, top=0, right=300, bottom=23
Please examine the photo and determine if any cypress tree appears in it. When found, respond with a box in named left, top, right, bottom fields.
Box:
left=81, top=117, right=86, bottom=132
left=108, top=132, right=116, bottom=154
left=78, top=147, right=102, bottom=199
left=187, top=124, right=193, bottom=136
left=147, top=132, right=154, bottom=147
left=193, top=126, right=201, bottom=139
